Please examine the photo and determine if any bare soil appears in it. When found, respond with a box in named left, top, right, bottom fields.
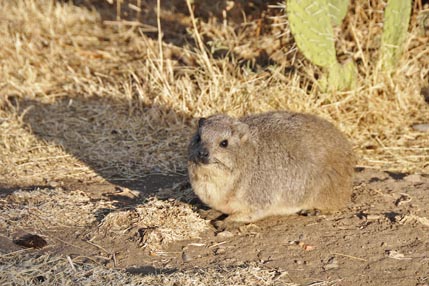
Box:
left=1, top=168, right=429, bottom=286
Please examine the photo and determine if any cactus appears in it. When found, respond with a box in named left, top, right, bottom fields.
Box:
left=319, top=60, right=357, bottom=92
left=286, top=0, right=355, bottom=91
left=327, top=0, right=349, bottom=26
left=380, top=0, right=412, bottom=71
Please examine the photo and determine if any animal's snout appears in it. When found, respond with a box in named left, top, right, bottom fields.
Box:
left=198, top=148, right=209, bottom=159
left=188, top=137, right=210, bottom=164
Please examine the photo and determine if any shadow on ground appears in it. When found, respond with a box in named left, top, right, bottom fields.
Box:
left=10, top=96, right=193, bottom=201
left=69, top=0, right=285, bottom=69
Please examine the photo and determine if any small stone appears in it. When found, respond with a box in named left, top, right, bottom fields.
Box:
left=421, top=86, right=429, bottom=104
left=404, top=174, right=422, bottom=183
left=395, top=193, right=412, bottom=206
left=216, top=230, right=234, bottom=239
left=181, top=251, right=192, bottom=263
left=222, top=258, right=237, bottom=264
left=324, top=263, right=339, bottom=270
left=412, top=124, right=429, bottom=132
left=215, top=247, right=226, bottom=255
left=48, top=181, right=59, bottom=188
left=323, top=257, right=339, bottom=270
left=14, top=234, right=47, bottom=249
left=297, top=241, right=315, bottom=251
left=385, top=250, right=411, bottom=260
left=367, top=215, right=381, bottom=220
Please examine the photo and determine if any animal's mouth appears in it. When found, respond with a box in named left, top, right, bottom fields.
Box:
left=188, top=153, right=210, bottom=165
left=190, top=156, right=210, bottom=165
left=189, top=157, right=231, bottom=171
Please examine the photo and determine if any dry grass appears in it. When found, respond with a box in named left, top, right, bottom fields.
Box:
left=0, top=185, right=214, bottom=284
left=0, top=0, right=428, bottom=188
left=0, top=187, right=112, bottom=233
left=1, top=185, right=208, bottom=251
left=0, top=181, right=289, bottom=286
left=0, top=252, right=299, bottom=286
left=0, top=0, right=429, bottom=284
left=95, top=197, right=209, bottom=251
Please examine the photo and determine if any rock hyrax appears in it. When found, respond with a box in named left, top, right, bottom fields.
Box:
left=188, top=111, right=355, bottom=223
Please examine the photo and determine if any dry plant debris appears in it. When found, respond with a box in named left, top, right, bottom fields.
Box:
left=0, top=0, right=428, bottom=190
left=0, top=0, right=429, bottom=285
left=0, top=253, right=296, bottom=286
left=1, top=186, right=209, bottom=252
left=95, top=197, right=209, bottom=251
left=0, top=188, right=111, bottom=233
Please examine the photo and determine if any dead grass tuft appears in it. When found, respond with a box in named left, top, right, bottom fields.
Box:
left=0, top=253, right=134, bottom=286
left=96, top=197, right=209, bottom=252
left=0, top=0, right=428, bottom=187
left=0, top=187, right=113, bottom=234
left=1, top=185, right=208, bottom=253
left=0, top=252, right=298, bottom=286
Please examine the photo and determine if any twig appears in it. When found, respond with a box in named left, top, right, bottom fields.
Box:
left=112, top=252, right=118, bottom=267
left=156, top=0, right=164, bottom=73
left=331, top=252, right=367, bottom=261
left=85, top=239, right=110, bottom=255
left=208, top=241, right=229, bottom=248
left=185, top=0, right=215, bottom=79
left=116, top=0, right=122, bottom=21
left=66, top=255, right=77, bottom=272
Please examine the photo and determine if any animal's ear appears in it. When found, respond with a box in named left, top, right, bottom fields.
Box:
left=198, top=117, right=206, bottom=128
left=232, top=121, right=250, bottom=142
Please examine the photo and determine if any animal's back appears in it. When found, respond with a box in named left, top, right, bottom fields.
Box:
left=241, top=111, right=354, bottom=213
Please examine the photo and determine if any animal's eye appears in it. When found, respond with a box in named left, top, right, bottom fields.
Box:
left=219, top=139, right=228, bottom=148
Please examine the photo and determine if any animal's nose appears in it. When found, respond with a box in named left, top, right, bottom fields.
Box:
left=198, top=149, right=209, bottom=159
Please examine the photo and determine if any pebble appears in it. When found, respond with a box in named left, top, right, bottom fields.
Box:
left=421, top=86, right=429, bottom=104
left=222, top=258, right=237, bottom=264
left=412, top=123, right=429, bottom=132
left=181, top=251, right=192, bottom=263
left=385, top=250, right=411, bottom=260
left=367, top=214, right=381, bottom=220
left=216, top=230, right=234, bottom=239
left=404, top=174, right=422, bottom=183
left=323, top=257, right=339, bottom=270
left=215, top=247, right=226, bottom=255
left=48, top=181, right=59, bottom=188
left=14, top=234, right=47, bottom=249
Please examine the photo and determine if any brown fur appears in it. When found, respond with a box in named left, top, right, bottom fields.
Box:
left=187, top=111, right=355, bottom=222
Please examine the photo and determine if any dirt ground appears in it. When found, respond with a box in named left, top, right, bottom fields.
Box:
left=1, top=168, right=429, bottom=285
left=1, top=0, right=429, bottom=285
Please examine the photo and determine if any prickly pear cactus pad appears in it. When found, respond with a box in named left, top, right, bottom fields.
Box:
left=286, top=0, right=337, bottom=68
left=327, top=0, right=349, bottom=26
left=381, top=0, right=412, bottom=71
left=286, top=0, right=356, bottom=91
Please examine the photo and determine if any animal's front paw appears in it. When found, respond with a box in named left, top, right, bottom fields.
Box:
left=198, top=209, right=224, bottom=220
left=212, top=219, right=242, bottom=232
left=225, top=212, right=258, bottom=223
left=211, top=213, right=251, bottom=231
